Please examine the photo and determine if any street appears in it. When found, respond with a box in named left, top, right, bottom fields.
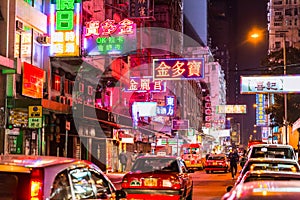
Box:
left=106, top=168, right=240, bottom=199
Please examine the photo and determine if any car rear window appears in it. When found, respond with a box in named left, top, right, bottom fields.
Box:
left=132, top=158, right=179, bottom=173
left=208, top=156, right=225, bottom=160
left=250, top=147, right=294, bottom=159
left=0, top=172, right=30, bottom=199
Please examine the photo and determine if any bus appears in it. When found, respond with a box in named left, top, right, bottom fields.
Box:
left=180, top=143, right=204, bottom=170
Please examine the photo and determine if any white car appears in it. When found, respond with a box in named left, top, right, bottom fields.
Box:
left=246, top=144, right=296, bottom=160
left=0, top=154, right=126, bottom=199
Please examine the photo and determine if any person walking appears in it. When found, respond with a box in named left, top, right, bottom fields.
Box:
left=229, top=148, right=239, bottom=179
left=119, top=149, right=128, bottom=172
left=131, top=150, right=138, bottom=167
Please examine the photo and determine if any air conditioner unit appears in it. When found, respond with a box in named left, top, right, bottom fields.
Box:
left=37, top=35, right=51, bottom=44
left=16, top=20, right=24, bottom=32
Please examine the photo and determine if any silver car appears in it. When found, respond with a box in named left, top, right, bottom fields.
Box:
left=0, top=154, right=126, bottom=199
left=246, top=144, right=296, bottom=160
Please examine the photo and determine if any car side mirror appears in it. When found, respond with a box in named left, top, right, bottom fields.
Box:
left=116, top=190, right=127, bottom=200
left=226, top=185, right=233, bottom=192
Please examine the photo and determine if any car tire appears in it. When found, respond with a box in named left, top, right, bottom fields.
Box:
left=206, top=170, right=209, bottom=174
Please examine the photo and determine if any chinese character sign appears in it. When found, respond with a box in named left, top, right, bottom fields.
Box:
left=124, top=77, right=166, bottom=92
left=256, top=94, right=266, bottom=126
left=129, top=0, right=151, bottom=18
left=153, top=58, right=205, bottom=80
left=49, top=0, right=81, bottom=56
left=241, top=75, right=300, bottom=94
left=83, top=19, right=137, bottom=55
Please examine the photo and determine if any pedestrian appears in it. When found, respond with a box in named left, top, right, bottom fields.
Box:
left=138, top=150, right=144, bottom=157
left=228, top=148, right=239, bottom=179
left=131, top=150, right=138, bottom=165
left=119, top=149, right=128, bottom=172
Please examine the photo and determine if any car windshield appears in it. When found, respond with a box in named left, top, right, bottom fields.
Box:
left=250, top=147, right=294, bottom=159
left=244, top=175, right=300, bottom=183
left=131, top=158, right=179, bottom=173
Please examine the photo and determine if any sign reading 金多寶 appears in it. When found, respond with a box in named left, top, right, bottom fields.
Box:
left=83, top=19, right=137, bottom=55
left=153, top=58, right=205, bottom=80
left=49, top=0, right=81, bottom=56
left=240, top=75, right=300, bottom=94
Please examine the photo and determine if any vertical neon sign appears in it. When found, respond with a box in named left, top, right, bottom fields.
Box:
left=50, top=0, right=81, bottom=56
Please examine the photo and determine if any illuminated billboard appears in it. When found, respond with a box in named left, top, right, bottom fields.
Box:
left=216, top=105, right=247, bottom=114
left=256, top=94, right=266, bottom=126
left=83, top=19, right=137, bottom=55
left=153, top=58, right=205, bottom=80
left=49, top=0, right=81, bottom=56
left=22, top=62, right=45, bottom=99
left=240, top=75, right=300, bottom=94
left=124, top=76, right=166, bottom=92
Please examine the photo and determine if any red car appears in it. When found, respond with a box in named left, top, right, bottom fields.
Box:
left=205, top=154, right=229, bottom=173
left=121, top=155, right=194, bottom=200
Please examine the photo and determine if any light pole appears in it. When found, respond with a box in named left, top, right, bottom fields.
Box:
left=282, top=34, right=288, bottom=145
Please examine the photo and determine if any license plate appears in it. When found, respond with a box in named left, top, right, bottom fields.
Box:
left=144, top=178, right=158, bottom=186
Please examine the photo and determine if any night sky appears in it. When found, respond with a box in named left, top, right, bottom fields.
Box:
left=230, top=0, right=269, bottom=145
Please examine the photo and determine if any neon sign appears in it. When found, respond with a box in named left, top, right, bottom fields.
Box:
left=153, top=58, right=205, bottom=80
left=124, top=77, right=166, bottom=92
left=256, top=94, right=266, bottom=126
left=49, top=0, right=81, bottom=56
left=83, top=19, right=136, bottom=55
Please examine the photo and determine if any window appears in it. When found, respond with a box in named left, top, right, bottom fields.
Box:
left=52, top=75, right=61, bottom=91
left=69, top=168, right=97, bottom=199
left=89, top=167, right=114, bottom=198
left=50, top=170, right=72, bottom=200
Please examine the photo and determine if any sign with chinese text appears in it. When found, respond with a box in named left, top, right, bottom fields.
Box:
left=124, top=76, right=166, bottom=92
left=49, top=0, right=81, bottom=56
left=28, top=106, right=42, bottom=118
left=172, top=119, right=189, bottom=130
left=156, top=96, right=175, bottom=116
left=153, top=58, right=205, bottom=80
left=216, top=105, right=247, bottom=114
left=83, top=19, right=136, bottom=55
left=256, top=94, right=266, bottom=126
left=203, top=95, right=212, bottom=128
left=22, top=62, right=44, bottom=99
left=241, top=75, right=300, bottom=94
left=129, top=0, right=153, bottom=18
left=28, top=118, right=43, bottom=128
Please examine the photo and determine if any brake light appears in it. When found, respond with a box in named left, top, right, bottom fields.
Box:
left=30, top=168, right=43, bottom=200
left=121, top=175, right=129, bottom=188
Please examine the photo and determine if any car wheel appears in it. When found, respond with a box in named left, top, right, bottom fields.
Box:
left=224, top=169, right=228, bottom=173
left=206, top=170, right=209, bottom=174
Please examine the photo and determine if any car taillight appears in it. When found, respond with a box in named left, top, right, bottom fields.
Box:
left=30, top=168, right=43, bottom=200
left=162, top=176, right=181, bottom=190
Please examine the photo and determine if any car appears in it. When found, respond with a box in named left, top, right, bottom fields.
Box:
left=225, top=170, right=300, bottom=193
left=121, top=155, right=194, bottom=200
left=0, top=154, right=126, bottom=200
left=204, top=154, right=229, bottom=173
left=221, top=180, right=300, bottom=200
left=235, top=158, right=300, bottom=185
left=246, top=144, right=296, bottom=160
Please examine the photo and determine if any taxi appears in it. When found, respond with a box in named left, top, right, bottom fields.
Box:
left=121, top=155, right=194, bottom=200
left=0, top=154, right=126, bottom=199
left=204, top=154, right=228, bottom=173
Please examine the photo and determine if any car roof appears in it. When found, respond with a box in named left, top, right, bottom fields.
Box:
left=0, top=155, right=87, bottom=168
left=245, top=170, right=300, bottom=177
left=233, top=180, right=300, bottom=198
left=249, top=144, right=294, bottom=148
left=247, top=158, right=298, bottom=163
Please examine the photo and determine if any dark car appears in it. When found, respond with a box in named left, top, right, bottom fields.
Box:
left=121, top=155, right=193, bottom=200
left=204, top=154, right=229, bottom=173
left=0, top=154, right=126, bottom=200
left=235, top=158, right=300, bottom=185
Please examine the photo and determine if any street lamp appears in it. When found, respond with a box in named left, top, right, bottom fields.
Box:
left=250, top=30, right=288, bottom=144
